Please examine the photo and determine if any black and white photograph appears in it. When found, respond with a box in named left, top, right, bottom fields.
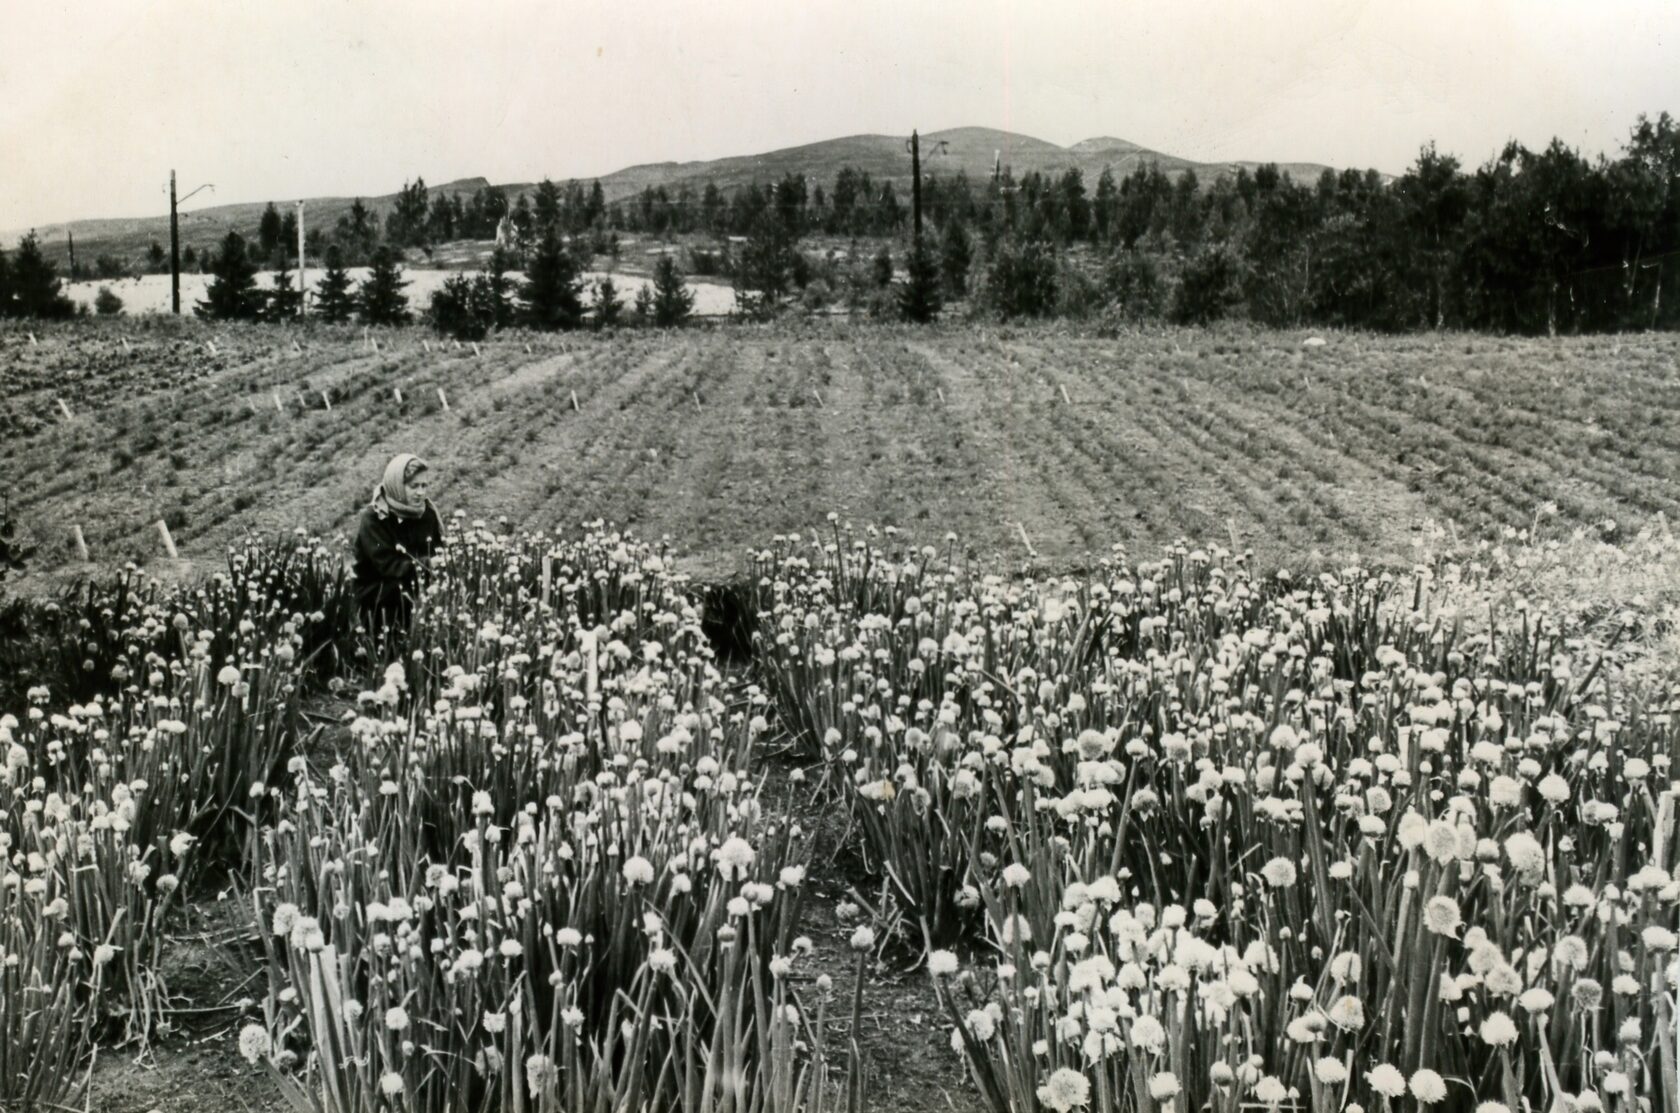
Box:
left=1, top=3, right=1677, bottom=1111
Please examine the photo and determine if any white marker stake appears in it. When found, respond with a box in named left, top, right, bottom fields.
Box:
left=570, top=390, right=579, bottom=412
left=525, top=343, right=532, bottom=354
left=936, top=387, right=945, bottom=404
left=72, top=525, right=89, bottom=562
left=292, top=339, right=302, bottom=354
left=122, top=338, right=132, bottom=353
left=321, top=391, right=332, bottom=411
left=394, top=387, right=403, bottom=405
left=454, top=340, right=462, bottom=351
left=57, top=398, right=73, bottom=420
left=1059, top=384, right=1072, bottom=404
left=423, top=339, right=432, bottom=354
left=693, top=392, right=702, bottom=412
left=471, top=342, right=481, bottom=358
left=541, top=553, right=553, bottom=609
left=813, top=390, right=824, bottom=409
left=206, top=341, right=217, bottom=356
left=274, top=392, right=285, bottom=413
left=371, top=337, right=379, bottom=353
left=1016, top=522, right=1035, bottom=555
left=28, top=332, right=37, bottom=345
left=248, top=399, right=258, bottom=416
left=437, top=387, right=450, bottom=412
left=156, top=520, right=179, bottom=559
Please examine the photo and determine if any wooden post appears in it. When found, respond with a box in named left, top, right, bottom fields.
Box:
left=72, top=525, right=89, bottom=562
left=437, top=387, right=450, bottom=411
left=56, top=398, right=73, bottom=420
left=541, top=553, right=553, bottom=609
left=156, top=519, right=180, bottom=559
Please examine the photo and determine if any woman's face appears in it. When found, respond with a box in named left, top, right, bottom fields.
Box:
left=408, top=470, right=432, bottom=501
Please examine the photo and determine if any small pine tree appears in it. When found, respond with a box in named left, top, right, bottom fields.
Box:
left=985, top=238, right=1059, bottom=320
left=872, top=246, right=894, bottom=287
left=0, top=247, right=13, bottom=318
left=650, top=255, right=694, bottom=327
left=258, top=202, right=283, bottom=258
left=593, top=276, right=624, bottom=330
left=265, top=261, right=302, bottom=320
left=632, top=282, right=655, bottom=325
left=940, top=220, right=971, bottom=297
left=733, top=214, right=795, bottom=321
left=314, top=245, right=356, bottom=323
left=428, top=272, right=489, bottom=340
left=520, top=230, right=585, bottom=330
left=483, top=247, right=518, bottom=330
left=9, top=233, right=74, bottom=319
left=195, top=232, right=263, bottom=320
left=94, top=286, right=124, bottom=316
left=897, top=236, right=943, bottom=323
left=357, top=246, right=411, bottom=325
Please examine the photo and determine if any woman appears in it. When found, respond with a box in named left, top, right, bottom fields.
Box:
left=354, top=453, right=444, bottom=645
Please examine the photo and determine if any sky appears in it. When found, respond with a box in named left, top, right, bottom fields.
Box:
left=1, top=0, right=1673, bottom=232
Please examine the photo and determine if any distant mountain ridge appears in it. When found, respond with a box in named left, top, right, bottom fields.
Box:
left=16, top=128, right=1340, bottom=255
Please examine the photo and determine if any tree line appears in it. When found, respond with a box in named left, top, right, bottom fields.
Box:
left=8, top=112, right=1674, bottom=333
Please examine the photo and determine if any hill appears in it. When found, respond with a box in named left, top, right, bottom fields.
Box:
left=14, top=128, right=1342, bottom=265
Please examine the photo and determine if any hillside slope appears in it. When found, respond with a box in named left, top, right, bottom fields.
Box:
left=18, top=128, right=1340, bottom=262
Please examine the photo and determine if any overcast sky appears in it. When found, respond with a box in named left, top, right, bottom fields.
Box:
left=2, top=0, right=1673, bottom=232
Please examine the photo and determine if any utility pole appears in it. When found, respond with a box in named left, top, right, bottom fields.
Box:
left=67, top=230, right=77, bottom=279
left=296, top=201, right=306, bottom=317
left=169, top=172, right=213, bottom=315
left=170, top=171, right=180, bottom=314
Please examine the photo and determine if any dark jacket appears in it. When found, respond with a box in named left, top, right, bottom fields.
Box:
left=353, top=501, right=444, bottom=619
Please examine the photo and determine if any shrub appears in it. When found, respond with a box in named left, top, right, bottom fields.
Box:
left=983, top=238, right=1059, bottom=319
left=94, top=286, right=125, bottom=316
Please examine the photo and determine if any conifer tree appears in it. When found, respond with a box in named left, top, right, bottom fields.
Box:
left=592, top=277, right=624, bottom=330
left=940, top=219, right=972, bottom=297
left=265, top=260, right=302, bottom=320
left=650, top=254, right=694, bottom=327
left=357, top=245, right=411, bottom=325
left=9, top=233, right=74, bottom=319
left=520, top=230, right=585, bottom=330
left=897, top=236, right=943, bottom=323
left=313, top=245, right=356, bottom=323
left=195, top=232, right=262, bottom=320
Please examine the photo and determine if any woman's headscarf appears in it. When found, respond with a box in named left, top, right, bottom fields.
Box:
left=372, top=453, right=429, bottom=519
